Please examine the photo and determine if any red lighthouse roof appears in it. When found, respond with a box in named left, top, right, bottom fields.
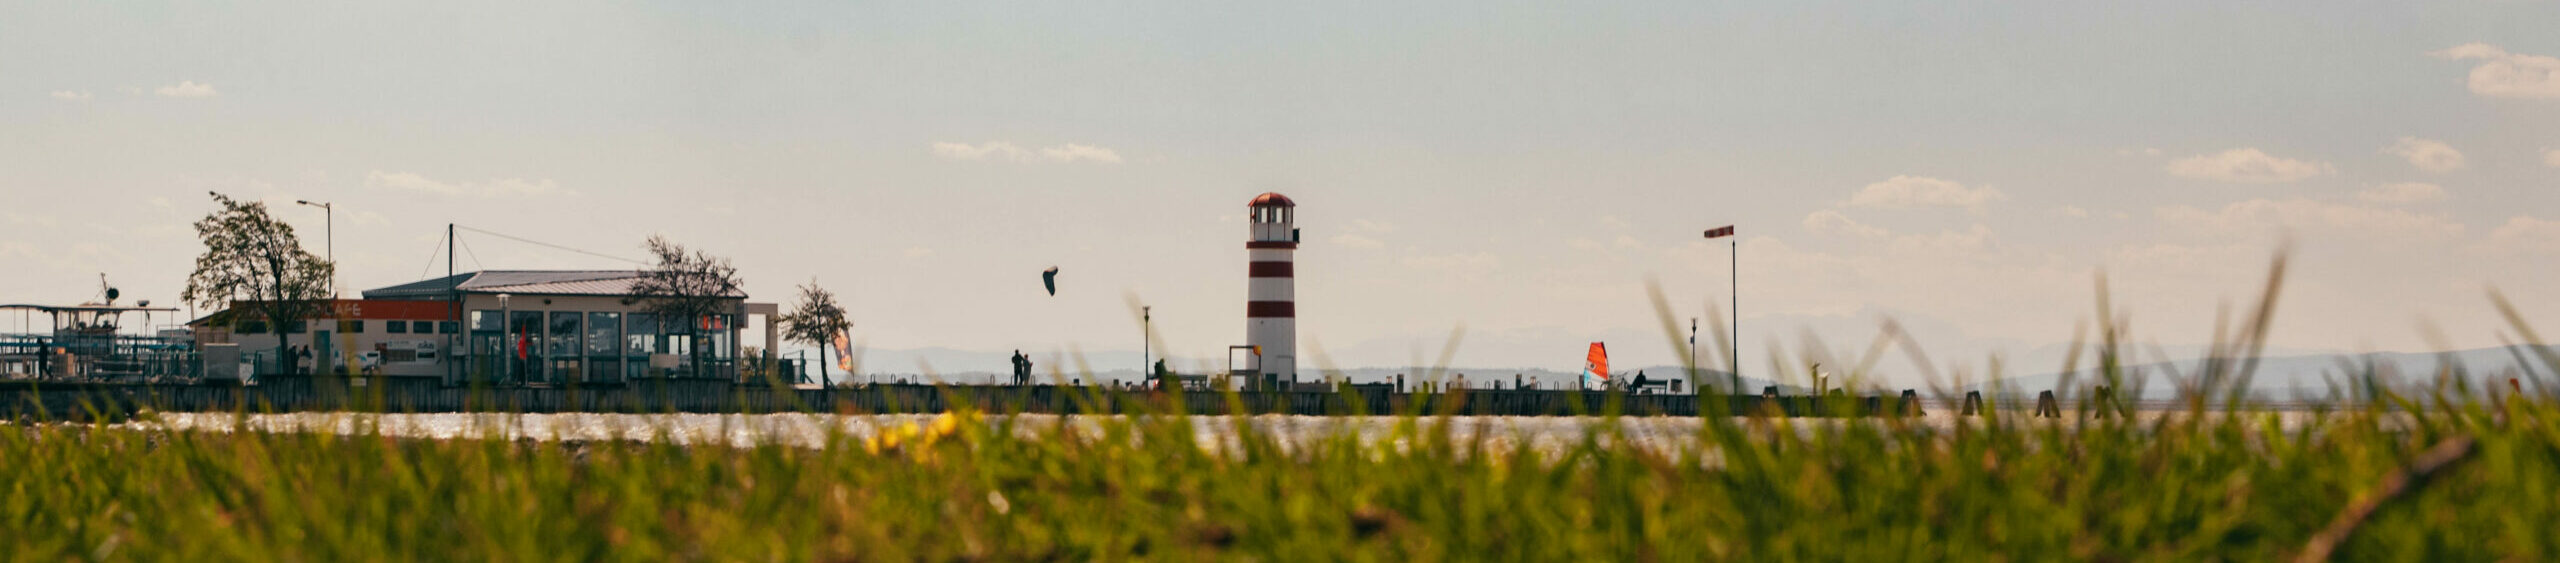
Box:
left=1248, top=192, right=1296, bottom=208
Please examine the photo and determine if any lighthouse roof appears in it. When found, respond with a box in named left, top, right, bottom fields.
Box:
left=1248, top=192, right=1296, bottom=208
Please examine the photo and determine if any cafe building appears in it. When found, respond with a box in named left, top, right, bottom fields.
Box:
left=197, top=270, right=778, bottom=384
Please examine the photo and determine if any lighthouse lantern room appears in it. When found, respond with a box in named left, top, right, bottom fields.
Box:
left=1243, top=192, right=1298, bottom=388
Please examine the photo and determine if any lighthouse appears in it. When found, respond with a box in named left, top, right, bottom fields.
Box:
left=1245, top=192, right=1298, bottom=387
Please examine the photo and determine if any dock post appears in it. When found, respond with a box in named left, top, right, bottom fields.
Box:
left=1899, top=389, right=1922, bottom=417
left=2034, top=390, right=2060, bottom=418
left=1961, top=391, right=1981, bottom=416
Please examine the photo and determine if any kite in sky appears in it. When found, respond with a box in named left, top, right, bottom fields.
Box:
left=1042, top=266, right=1060, bottom=296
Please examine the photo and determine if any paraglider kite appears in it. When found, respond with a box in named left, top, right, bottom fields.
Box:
left=1041, top=266, right=1060, bottom=296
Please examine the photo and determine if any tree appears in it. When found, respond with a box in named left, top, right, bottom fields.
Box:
left=780, top=280, right=851, bottom=385
left=180, top=192, right=335, bottom=376
left=630, top=235, right=743, bottom=379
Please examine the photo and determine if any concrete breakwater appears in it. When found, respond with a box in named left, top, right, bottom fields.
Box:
left=6, top=377, right=1974, bottom=421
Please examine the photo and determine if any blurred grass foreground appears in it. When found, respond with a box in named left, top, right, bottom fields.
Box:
left=8, top=257, right=2560, bottom=560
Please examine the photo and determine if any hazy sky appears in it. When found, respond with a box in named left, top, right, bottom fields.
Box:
left=4, top=1, right=2556, bottom=381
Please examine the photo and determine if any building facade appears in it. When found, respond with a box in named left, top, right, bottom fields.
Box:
left=195, top=270, right=777, bottom=384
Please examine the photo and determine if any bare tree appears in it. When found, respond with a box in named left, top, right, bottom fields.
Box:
left=180, top=192, right=335, bottom=376
left=781, top=280, right=851, bottom=384
left=630, top=235, right=743, bottom=379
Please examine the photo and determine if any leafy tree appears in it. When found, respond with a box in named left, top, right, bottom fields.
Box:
left=630, top=235, right=743, bottom=379
left=781, top=280, right=851, bottom=384
left=180, top=192, right=335, bottom=376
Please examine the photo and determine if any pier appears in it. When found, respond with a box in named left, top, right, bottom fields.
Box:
left=1, top=377, right=2001, bottom=420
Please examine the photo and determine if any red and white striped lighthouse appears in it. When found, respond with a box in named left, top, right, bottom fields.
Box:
left=1245, top=192, right=1298, bottom=383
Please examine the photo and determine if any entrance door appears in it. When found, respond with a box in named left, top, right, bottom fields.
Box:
left=313, top=330, right=332, bottom=375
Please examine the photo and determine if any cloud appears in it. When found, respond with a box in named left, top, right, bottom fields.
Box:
left=2545, top=148, right=2560, bottom=168
left=1802, top=210, right=1887, bottom=238
left=1345, top=219, right=1397, bottom=234
left=2356, top=182, right=2447, bottom=205
left=364, top=171, right=563, bottom=198
left=930, top=141, right=1123, bottom=164
left=2429, top=43, right=2560, bottom=100
left=1845, top=176, right=2005, bottom=210
left=2165, top=148, right=2333, bottom=183
left=2116, top=147, right=2163, bottom=157
left=2052, top=205, right=2091, bottom=218
left=2382, top=138, right=2465, bottom=172
left=48, top=90, right=91, bottom=102
left=154, top=81, right=219, bottom=98
left=1399, top=252, right=1501, bottom=279
left=902, top=247, right=936, bottom=258
left=1330, top=233, right=1385, bottom=249
left=2489, top=216, right=2560, bottom=252
left=2156, top=198, right=2464, bottom=242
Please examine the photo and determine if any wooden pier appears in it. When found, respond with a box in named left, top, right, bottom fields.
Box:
left=6, top=377, right=1977, bottom=421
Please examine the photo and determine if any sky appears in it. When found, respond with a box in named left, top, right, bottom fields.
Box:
left=3, top=1, right=2556, bottom=384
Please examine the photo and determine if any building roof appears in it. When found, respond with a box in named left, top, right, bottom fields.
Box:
left=1248, top=192, right=1296, bottom=208
left=361, top=270, right=747, bottom=300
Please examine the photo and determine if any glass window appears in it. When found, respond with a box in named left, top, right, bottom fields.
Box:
left=439, top=321, right=459, bottom=334
left=587, top=312, right=620, bottom=356
left=709, top=315, right=734, bottom=360
left=241, top=320, right=268, bottom=334
left=386, top=320, right=407, bottom=334
left=551, top=357, right=582, bottom=384
left=340, top=320, right=364, bottom=334
left=625, top=313, right=657, bottom=355
left=548, top=312, right=581, bottom=357
left=470, top=310, right=502, bottom=332
left=508, top=311, right=543, bottom=354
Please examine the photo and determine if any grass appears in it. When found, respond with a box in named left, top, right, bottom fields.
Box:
left=5, top=257, right=2558, bottom=560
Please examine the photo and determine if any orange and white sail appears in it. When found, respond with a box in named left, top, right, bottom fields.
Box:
left=832, top=330, right=855, bottom=372
left=1581, top=342, right=1609, bottom=387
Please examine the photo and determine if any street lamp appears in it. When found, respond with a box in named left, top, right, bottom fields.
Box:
left=1704, top=225, right=1738, bottom=395
left=295, top=200, right=333, bottom=297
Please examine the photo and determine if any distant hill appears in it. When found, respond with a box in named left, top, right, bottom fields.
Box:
left=1976, top=346, right=2556, bottom=400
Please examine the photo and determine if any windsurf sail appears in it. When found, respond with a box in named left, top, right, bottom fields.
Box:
left=832, top=330, right=855, bottom=372
left=1581, top=342, right=1609, bottom=387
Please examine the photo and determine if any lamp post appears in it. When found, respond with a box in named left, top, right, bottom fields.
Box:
left=295, top=200, right=334, bottom=297
left=1142, top=305, right=1151, bottom=388
left=1704, top=225, right=1738, bottom=395
left=497, top=293, right=511, bottom=386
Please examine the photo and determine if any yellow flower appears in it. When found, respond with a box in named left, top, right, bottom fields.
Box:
left=864, top=412, right=976, bottom=455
